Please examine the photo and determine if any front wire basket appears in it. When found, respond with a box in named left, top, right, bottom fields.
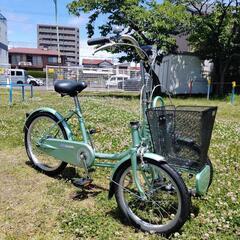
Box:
left=146, top=106, right=217, bottom=172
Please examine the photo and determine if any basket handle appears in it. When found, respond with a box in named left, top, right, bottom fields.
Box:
left=152, top=96, right=165, bottom=108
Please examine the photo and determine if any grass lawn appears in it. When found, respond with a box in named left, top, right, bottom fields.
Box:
left=0, top=90, right=239, bottom=239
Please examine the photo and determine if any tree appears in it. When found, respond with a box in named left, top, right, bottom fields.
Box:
left=68, top=0, right=189, bottom=61
left=68, top=0, right=190, bottom=95
left=172, top=0, right=240, bottom=95
left=68, top=1, right=190, bottom=95
left=68, top=0, right=240, bottom=95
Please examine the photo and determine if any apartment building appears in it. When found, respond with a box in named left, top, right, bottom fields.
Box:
left=37, top=24, right=79, bottom=66
left=0, top=13, right=8, bottom=64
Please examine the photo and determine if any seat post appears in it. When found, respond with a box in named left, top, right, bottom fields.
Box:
left=73, top=95, right=88, bottom=143
left=73, top=96, right=81, bottom=114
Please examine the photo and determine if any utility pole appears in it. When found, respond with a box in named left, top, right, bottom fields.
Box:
left=53, top=0, right=61, bottom=64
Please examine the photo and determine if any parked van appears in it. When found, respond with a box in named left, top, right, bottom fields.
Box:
left=105, top=74, right=130, bottom=88
left=10, top=69, right=28, bottom=84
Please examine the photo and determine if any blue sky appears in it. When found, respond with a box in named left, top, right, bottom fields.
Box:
left=0, top=0, right=111, bottom=58
left=1, top=0, right=89, bottom=45
left=0, top=0, right=162, bottom=60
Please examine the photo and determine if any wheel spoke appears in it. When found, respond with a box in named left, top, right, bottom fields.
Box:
left=145, top=194, right=174, bottom=219
left=116, top=161, right=185, bottom=231
left=26, top=115, right=66, bottom=172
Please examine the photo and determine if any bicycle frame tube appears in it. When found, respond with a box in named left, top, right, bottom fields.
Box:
left=73, top=96, right=89, bottom=143
left=95, top=121, right=146, bottom=198
left=130, top=121, right=146, bottom=198
left=34, top=97, right=146, bottom=197
left=94, top=150, right=131, bottom=168
left=94, top=122, right=141, bottom=168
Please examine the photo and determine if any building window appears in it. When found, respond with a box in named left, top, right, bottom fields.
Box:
left=27, top=55, right=33, bottom=62
left=32, top=56, right=43, bottom=66
left=11, top=55, right=21, bottom=65
left=48, top=56, right=58, bottom=63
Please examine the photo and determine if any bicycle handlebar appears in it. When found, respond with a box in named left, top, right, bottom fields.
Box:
left=87, top=37, right=111, bottom=46
left=89, top=34, right=148, bottom=61
left=87, top=33, right=164, bottom=67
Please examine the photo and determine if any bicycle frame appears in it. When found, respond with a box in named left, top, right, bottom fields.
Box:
left=30, top=31, right=212, bottom=197
left=33, top=94, right=164, bottom=198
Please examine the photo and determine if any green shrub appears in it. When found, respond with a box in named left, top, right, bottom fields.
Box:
left=27, top=70, right=46, bottom=78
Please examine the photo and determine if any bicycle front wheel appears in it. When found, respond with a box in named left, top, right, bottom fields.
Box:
left=24, top=111, right=68, bottom=175
left=114, top=159, right=190, bottom=235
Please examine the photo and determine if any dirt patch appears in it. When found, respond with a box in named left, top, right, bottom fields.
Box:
left=0, top=147, right=102, bottom=239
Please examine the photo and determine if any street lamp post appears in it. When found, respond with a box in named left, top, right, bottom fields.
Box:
left=53, top=0, right=61, bottom=64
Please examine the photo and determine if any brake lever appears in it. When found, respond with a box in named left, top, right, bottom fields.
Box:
left=93, top=43, right=115, bottom=55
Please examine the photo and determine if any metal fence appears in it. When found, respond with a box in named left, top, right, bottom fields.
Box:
left=45, top=65, right=141, bottom=92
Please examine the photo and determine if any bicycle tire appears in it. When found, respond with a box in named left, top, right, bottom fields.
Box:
left=206, top=158, right=213, bottom=189
left=114, top=158, right=190, bottom=235
left=24, top=111, right=68, bottom=176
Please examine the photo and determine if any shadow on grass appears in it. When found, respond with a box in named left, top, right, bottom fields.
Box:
left=70, top=183, right=109, bottom=201
left=25, top=160, right=81, bottom=179
left=71, top=189, right=102, bottom=200
left=106, top=208, right=127, bottom=224
left=60, top=166, right=80, bottom=179
left=190, top=203, right=200, bottom=218
left=106, top=203, right=188, bottom=239
left=25, top=160, right=110, bottom=201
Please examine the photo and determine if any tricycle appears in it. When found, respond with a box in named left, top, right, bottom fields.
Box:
left=24, top=31, right=217, bottom=235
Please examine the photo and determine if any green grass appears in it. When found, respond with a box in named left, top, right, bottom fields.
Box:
left=0, top=90, right=239, bottom=239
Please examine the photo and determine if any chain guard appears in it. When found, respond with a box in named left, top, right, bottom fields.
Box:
left=39, top=139, right=95, bottom=167
left=77, top=143, right=95, bottom=168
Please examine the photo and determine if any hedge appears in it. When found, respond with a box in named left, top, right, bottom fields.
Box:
left=27, top=70, right=46, bottom=78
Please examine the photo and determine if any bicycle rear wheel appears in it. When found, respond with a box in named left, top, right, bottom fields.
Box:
left=24, top=111, right=68, bottom=175
left=174, top=140, right=213, bottom=189
left=114, top=159, right=190, bottom=235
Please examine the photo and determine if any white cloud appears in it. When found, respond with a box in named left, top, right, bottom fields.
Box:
left=67, top=16, right=88, bottom=27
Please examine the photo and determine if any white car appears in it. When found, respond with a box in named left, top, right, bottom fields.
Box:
left=105, top=74, right=130, bottom=88
left=27, top=75, right=44, bottom=86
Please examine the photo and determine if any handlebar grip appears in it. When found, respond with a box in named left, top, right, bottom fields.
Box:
left=87, top=37, right=111, bottom=46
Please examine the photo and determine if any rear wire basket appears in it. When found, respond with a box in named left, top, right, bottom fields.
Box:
left=146, top=106, right=217, bottom=172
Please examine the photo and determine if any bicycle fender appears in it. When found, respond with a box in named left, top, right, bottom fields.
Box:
left=25, top=107, right=74, bottom=140
left=108, top=158, right=131, bottom=199
left=108, top=153, right=166, bottom=199
left=143, top=152, right=166, bottom=162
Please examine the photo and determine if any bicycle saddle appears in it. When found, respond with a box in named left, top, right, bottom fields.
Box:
left=54, top=80, right=87, bottom=97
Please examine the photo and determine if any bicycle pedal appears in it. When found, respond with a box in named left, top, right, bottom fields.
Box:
left=72, top=177, right=93, bottom=188
left=188, top=189, right=196, bottom=197
left=89, top=128, right=101, bottom=134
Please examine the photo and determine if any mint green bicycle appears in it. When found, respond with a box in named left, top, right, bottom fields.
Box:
left=24, top=32, right=216, bottom=235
